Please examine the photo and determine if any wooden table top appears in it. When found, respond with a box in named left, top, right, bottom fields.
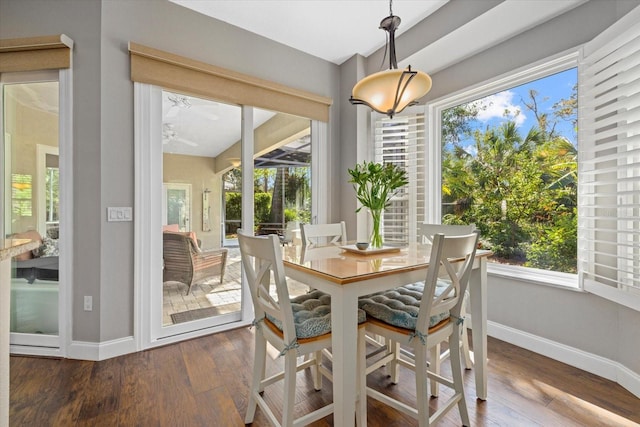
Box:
left=283, top=242, right=491, bottom=285
left=284, top=242, right=427, bottom=285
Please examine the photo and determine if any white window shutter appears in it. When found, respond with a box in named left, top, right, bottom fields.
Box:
left=578, top=5, right=640, bottom=310
left=374, top=112, right=425, bottom=244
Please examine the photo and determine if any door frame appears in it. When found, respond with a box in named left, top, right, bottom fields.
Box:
left=135, top=84, right=245, bottom=349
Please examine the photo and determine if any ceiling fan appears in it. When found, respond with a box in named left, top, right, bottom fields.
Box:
left=162, top=123, right=198, bottom=147
left=164, top=94, right=191, bottom=119
left=164, top=93, right=219, bottom=121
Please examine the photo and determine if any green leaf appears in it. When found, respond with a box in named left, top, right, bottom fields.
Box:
left=347, top=161, right=408, bottom=212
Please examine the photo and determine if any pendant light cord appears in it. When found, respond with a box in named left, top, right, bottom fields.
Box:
left=378, top=0, right=395, bottom=72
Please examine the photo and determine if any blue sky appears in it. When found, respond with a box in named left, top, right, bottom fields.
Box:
left=458, top=68, right=577, bottom=150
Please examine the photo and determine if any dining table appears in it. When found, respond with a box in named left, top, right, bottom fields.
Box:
left=282, top=241, right=491, bottom=427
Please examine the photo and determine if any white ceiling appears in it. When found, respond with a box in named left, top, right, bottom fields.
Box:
left=171, top=0, right=586, bottom=69
left=170, top=0, right=449, bottom=65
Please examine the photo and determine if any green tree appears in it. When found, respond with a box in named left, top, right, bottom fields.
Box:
left=255, top=192, right=272, bottom=224
left=254, top=168, right=275, bottom=193
left=441, top=84, right=578, bottom=272
left=442, top=103, right=480, bottom=148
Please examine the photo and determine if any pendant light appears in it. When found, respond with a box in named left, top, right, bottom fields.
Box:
left=349, top=0, right=432, bottom=118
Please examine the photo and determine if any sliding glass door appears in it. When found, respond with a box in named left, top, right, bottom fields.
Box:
left=136, top=85, right=318, bottom=347
left=1, top=70, right=69, bottom=355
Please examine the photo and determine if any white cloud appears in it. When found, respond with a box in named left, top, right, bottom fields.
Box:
left=471, top=91, right=526, bottom=126
left=462, top=143, right=477, bottom=156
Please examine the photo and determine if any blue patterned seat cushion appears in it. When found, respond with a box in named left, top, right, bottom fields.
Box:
left=358, top=281, right=451, bottom=331
left=267, top=289, right=366, bottom=339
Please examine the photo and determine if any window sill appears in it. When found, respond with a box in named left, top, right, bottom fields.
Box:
left=488, top=263, right=581, bottom=291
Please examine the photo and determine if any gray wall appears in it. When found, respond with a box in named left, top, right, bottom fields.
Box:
left=1, top=0, right=342, bottom=342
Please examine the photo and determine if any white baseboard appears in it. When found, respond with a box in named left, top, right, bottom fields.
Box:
left=9, top=345, right=63, bottom=358
left=67, top=336, right=136, bottom=361
left=618, top=364, right=640, bottom=399
left=488, top=321, right=640, bottom=399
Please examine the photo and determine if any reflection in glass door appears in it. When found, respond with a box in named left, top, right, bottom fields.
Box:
left=2, top=75, right=61, bottom=349
left=163, top=183, right=191, bottom=231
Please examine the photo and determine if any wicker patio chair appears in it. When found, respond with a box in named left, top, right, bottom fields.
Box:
left=162, top=232, right=228, bottom=295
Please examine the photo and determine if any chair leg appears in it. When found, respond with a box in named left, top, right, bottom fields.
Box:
left=461, top=295, right=473, bottom=370
left=245, top=332, right=267, bottom=424
left=461, top=325, right=473, bottom=369
left=312, top=350, right=323, bottom=390
left=430, top=343, right=441, bottom=397
left=388, top=340, right=401, bottom=384
left=282, top=351, right=298, bottom=427
left=414, top=345, right=430, bottom=427
left=449, top=331, right=470, bottom=427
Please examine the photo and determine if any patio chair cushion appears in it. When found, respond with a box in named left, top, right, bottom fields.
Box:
left=267, top=289, right=366, bottom=339
left=358, top=281, right=452, bottom=330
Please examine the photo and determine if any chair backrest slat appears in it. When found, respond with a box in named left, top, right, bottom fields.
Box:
left=417, top=223, right=476, bottom=244
left=416, top=231, right=480, bottom=331
left=300, top=221, right=347, bottom=248
left=237, top=230, right=297, bottom=341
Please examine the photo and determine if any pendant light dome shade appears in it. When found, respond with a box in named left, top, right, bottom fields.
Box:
left=349, top=0, right=432, bottom=118
left=351, top=67, right=431, bottom=117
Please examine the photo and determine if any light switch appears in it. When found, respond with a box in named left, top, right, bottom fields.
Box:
left=107, top=207, right=133, bottom=222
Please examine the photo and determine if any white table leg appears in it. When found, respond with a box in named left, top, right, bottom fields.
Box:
left=331, top=287, right=359, bottom=427
left=469, top=258, right=488, bottom=400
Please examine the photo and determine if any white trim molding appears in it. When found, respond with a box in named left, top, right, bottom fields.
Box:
left=67, top=336, right=137, bottom=361
left=488, top=321, right=640, bottom=399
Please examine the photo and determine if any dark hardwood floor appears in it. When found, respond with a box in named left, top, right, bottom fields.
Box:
left=10, top=328, right=640, bottom=426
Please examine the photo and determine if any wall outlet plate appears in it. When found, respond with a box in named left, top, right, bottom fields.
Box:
left=107, top=207, right=132, bottom=222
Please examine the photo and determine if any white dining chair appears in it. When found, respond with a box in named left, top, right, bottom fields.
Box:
left=238, top=230, right=366, bottom=427
left=415, top=223, right=477, bottom=396
left=300, top=221, right=347, bottom=249
left=358, top=231, right=480, bottom=426
left=417, top=223, right=476, bottom=245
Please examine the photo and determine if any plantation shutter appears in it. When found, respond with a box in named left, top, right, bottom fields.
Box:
left=374, top=111, right=425, bottom=245
left=578, top=5, right=640, bottom=310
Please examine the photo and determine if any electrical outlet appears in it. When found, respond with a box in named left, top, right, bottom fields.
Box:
left=84, top=296, right=93, bottom=311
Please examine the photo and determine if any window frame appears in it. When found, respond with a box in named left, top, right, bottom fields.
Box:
left=37, top=144, right=60, bottom=234
left=426, top=49, right=581, bottom=289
